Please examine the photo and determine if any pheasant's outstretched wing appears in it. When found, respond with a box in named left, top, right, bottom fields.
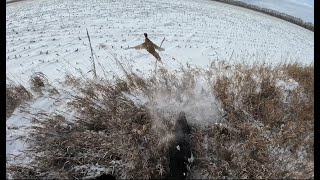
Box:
left=133, top=43, right=146, bottom=50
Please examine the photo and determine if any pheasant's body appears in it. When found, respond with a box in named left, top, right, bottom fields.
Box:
left=144, top=37, right=161, bottom=61
left=133, top=33, right=164, bottom=62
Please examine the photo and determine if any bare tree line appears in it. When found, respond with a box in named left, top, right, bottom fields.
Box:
left=212, top=0, right=314, bottom=31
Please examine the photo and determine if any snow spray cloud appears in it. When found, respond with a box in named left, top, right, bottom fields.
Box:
left=126, top=71, right=226, bottom=128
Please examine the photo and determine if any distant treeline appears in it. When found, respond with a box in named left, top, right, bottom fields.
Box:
left=212, top=0, right=314, bottom=32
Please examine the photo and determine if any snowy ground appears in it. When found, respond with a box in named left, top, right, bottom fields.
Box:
left=6, top=0, right=313, bottom=87
left=6, top=0, right=314, bottom=176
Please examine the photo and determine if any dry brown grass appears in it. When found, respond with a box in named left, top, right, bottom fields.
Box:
left=20, top=78, right=173, bottom=179
left=189, top=63, right=314, bottom=179
left=29, top=72, right=48, bottom=93
left=64, top=74, right=82, bottom=87
left=29, top=72, right=59, bottom=96
left=6, top=83, right=32, bottom=119
left=7, top=62, right=313, bottom=179
left=284, top=62, right=314, bottom=97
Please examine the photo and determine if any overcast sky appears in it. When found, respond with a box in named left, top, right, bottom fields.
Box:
left=238, top=0, right=314, bottom=23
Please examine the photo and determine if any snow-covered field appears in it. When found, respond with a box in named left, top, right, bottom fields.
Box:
left=6, top=0, right=313, bottom=87
left=6, top=0, right=314, bottom=178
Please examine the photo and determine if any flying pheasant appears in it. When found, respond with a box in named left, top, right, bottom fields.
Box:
left=132, top=33, right=165, bottom=62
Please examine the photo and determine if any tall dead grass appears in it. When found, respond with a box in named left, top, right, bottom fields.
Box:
left=14, top=76, right=172, bottom=179
left=6, top=83, right=32, bottom=119
left=190, top=63, right=313, bottom=179
left=7, top=61, right=313, bottom=179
